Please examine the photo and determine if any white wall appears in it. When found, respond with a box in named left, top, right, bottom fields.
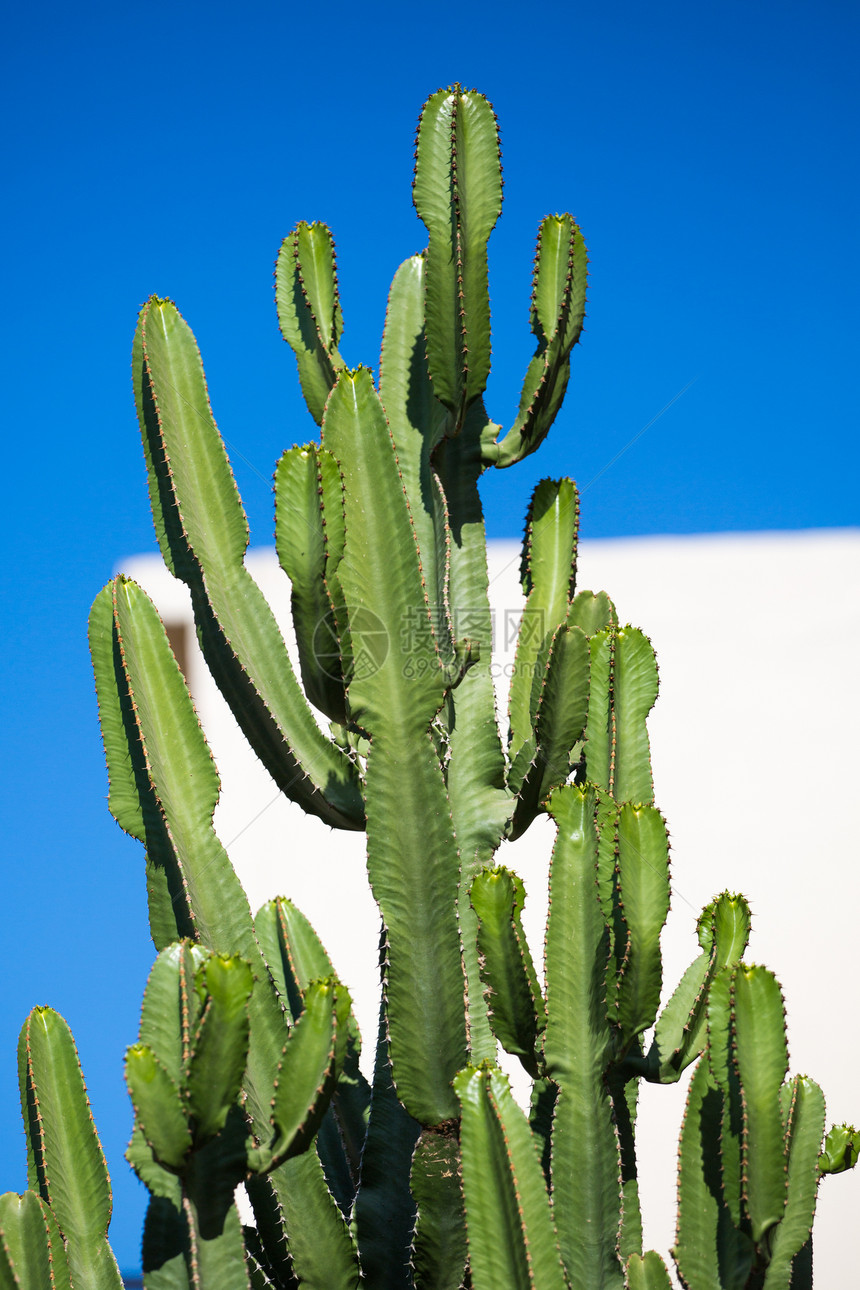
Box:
left=122, top=529, right=860, bottom=1284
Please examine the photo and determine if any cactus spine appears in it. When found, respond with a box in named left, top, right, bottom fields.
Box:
left=2, top=86, right=856, bottom=1288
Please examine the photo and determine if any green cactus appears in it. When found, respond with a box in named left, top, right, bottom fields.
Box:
left=6, top=1007, right=123, bottom=1289
left=3, top=84, right=856, bottom=1289
left=122, top=941, right=352, bottom=1287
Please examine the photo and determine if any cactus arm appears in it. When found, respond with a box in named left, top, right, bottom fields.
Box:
left=637, top=951, right=714, bottom=1085
left=0, top=1191, right=73, bottom=1290
left=253, top=898, right=346, bottom=1014
left=508, top=479, right=579, bottom=763
left=187, top=956, right=255, bottom=1146
left=252, top=979, right=350, bottom=1171
left=89, top=584, right=196, bottom=948
left=696, top=963, right=807, bottom=1284
left=134, top=944, right=358, bottom=1288
left=132, top=297, right=363, bottom=830
left=133, top=296, right=247, bottom=571
left=491, top=215, right=588, bottom=468
left=94, top=584, right=288, bottom=1131
left=178, top=1103, right=254, bottom=1290
left=544, top=785, right=624, bottom=1287
left=87, top=582, right=147, bottom=841
left=612, top=805, right=671, bottom=1048
left=275, top=222, right=345, bottom=425
left=243, top=921, right=365, bottom=1288
left=819, top=1121, right=860, bottom=1173
left=130, top=948, right=197, bottom=1289
left=91, top=578, right=256, bottom=956
left=274, top=445, right=349, bottom=724
left=508, top=623, right=590, bottom=839
left=586, top=628, right=658, bottom=805
left=139, top=943, right=208, bottom=1089
left=254, top=897, right=370, bottom=1185
left=624, top=1251, right=672, bottom=1289
left=470, top=867, right=545, bottom=1074
left=454, top=1063, right=567, bottom=1290
left=351, top=999, right=421, bottom=1290
left=642, top=892, right=747, bottom=1083
left=378, top=251, right=453, bottom=650
left=731, top=966, right=790, bottom=1246
left=409, top=1128, right=467, bottom=1290
left=612, top=629, right=659, bottom=805
left=672, top=1059, right=753, bottom=1290
left=125, top=1045, right=193, bottom=1170
left=131, top=1081, right=251, bottom=1286
left=639, top=893, right=752, bottom=1084
left=413, top=87, right=502, bottom=430
left=17, top=1009, right=122, bottom=1290
left=761, top=1076, right=825, bottom=1287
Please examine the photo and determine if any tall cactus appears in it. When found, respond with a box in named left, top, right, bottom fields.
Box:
left=2, top=85, right=856, bottom=1289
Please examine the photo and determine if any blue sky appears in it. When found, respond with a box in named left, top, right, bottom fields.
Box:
left=2, top=0, right=858, bottom=1270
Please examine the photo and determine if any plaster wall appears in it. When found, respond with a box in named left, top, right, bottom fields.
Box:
left=121, top=529, right=860, bottom=1284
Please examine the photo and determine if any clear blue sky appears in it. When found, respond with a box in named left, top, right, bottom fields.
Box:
left=2, top=0, right=858, bottom=1271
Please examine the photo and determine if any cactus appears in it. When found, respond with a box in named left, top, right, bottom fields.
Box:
left=3, top=1006, right=123, bottom=1288
left=3, top=84, right=856, bottom=1288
